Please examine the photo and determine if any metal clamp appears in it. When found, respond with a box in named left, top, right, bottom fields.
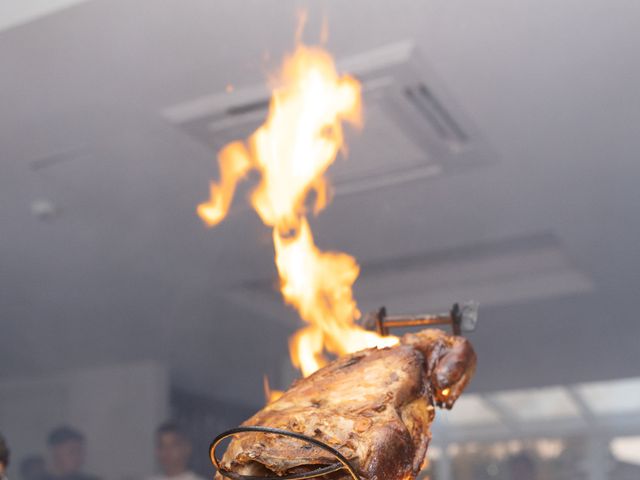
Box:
left=210, top=426, right=361, bottom=480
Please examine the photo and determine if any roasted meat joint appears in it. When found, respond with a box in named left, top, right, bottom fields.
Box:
left=197, top=18, right=479, bottom=480
left=212, top=329, right=476, bottom=480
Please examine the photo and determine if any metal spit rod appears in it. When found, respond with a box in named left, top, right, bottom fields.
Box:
left=370, top=301, right=479, bottom=336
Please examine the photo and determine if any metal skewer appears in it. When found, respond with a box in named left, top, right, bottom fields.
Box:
left=366, top=301, right=479, bottom=336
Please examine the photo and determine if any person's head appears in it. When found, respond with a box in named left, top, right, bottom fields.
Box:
left=155, top=422, right=191, bottom=477
left=507, top=453, right=536, bottom=480
left=47, top=426, right=86, bottom=476
left=0, top=433, right=9, bottom=476
left=20, top=455, right=46, bottom=480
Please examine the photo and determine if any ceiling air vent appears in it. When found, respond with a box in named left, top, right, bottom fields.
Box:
left=163, top=42, right=494, bottom=196
left=403, top=83, right=468, bottom=146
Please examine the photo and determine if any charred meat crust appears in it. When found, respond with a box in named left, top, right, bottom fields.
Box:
left=216, top=329, right=476, bottom=480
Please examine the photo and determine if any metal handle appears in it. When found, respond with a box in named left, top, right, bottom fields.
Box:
left=210, top=426, right=361, bottom=480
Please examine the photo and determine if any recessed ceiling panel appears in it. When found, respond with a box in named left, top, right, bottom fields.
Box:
left=355, top=233, right=594, bottom=314
left=229, top=233, right=594, bottom=322
left=164, top=42, right=494, bottom=197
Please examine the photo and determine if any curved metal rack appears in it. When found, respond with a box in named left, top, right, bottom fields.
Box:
left=210, top=426, right=361, bottom=480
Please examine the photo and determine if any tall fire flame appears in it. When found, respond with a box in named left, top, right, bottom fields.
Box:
left=198, top=42, right=398, bottom=378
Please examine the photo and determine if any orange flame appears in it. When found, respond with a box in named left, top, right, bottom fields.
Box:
left=198, top=42, right=398, bottom=377
left=263, top=375, right=284, bottom=404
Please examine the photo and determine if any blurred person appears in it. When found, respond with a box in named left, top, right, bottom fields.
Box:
left=507, top=452, right=537, bottom=480
left=43, top=426, right=98, bottom=480
left=20, top=456, right=46, bottom=480
left=0, top=433, right=9, bottom=480
left=149, top=422, right=202, bottom=480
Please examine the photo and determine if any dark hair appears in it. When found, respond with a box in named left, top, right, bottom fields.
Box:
left=0, top=433, right=9, bottom=468
left=47, top=426, right=85, bottom=446
left=156, top=421, right=186, bottom=439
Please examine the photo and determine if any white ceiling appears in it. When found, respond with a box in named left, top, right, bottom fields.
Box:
left=1, top=0, right=639, bottom=406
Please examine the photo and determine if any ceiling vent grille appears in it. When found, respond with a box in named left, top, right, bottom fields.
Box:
left=163, top=42, right=494, bottom=196
left=404, top=83, right=468, bottom=146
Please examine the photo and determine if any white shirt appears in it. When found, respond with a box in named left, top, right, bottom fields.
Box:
left=148, top=471, right=204, bottom=480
